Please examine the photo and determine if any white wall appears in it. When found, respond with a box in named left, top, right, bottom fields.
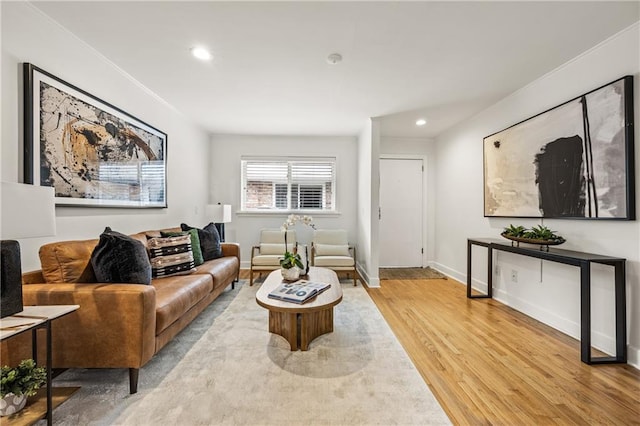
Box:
left=434, top=23, right=640, bottom=367
left=1, top=2, right=210, bottom=271
left=380, top=137, right=437, bottom=265
left=356, top=119, right=380, bottom=287
left=208, top=134, right=358, bottom=268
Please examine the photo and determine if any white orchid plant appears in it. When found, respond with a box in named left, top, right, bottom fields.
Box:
left=279, top=215, right=315, bottom=270
left=281, top=214, right=315, bottom=232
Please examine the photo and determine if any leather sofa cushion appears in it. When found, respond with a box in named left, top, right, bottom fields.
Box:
left=194, top=257, right=239, bottom=289
left=153, top=274, right=213, bottom=334
left=40, top=239, right=98, bottom=283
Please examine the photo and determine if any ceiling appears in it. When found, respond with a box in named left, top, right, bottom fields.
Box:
left=31, top=1, right=639, bottom=139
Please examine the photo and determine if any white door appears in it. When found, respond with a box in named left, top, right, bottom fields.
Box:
left=379, top=158, right=423, bottom=268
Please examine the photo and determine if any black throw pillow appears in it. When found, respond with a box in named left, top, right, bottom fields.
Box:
left=91, top=227, right=152, bottom=285
left=180, top=222, right=222, bottom=261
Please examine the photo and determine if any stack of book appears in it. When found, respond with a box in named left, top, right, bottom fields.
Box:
left=268, top=280, right=331, bottom=304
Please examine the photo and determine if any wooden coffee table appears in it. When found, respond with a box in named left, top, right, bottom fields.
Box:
left=256, top=267, right=343, bottom=351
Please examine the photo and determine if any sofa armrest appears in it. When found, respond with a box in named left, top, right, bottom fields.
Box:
left=21, top=283, right=157, bottom=369
left=23, top=270, right=45, bottom=284
left=221, top=242, right=240, bottom=263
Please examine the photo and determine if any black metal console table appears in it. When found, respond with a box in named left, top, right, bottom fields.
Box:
left=467, top=238, right=626, bottom=365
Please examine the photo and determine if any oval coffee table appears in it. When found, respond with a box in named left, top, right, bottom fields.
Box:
left=256, top=266, right=343, bottom=351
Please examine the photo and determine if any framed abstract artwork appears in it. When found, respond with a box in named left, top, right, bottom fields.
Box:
left=23, top=63, right=167, bottom=208
left=484, top=76, right=634, bottom=220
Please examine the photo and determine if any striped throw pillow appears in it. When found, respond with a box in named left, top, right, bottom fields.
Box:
left=147, top=235, right=196, bottom=278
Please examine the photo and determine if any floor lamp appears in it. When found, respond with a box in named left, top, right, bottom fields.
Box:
left=206, top=204, right=232, bottom=242
left=1, top=182, right=56, bottom=318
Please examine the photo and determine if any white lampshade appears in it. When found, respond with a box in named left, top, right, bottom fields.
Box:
left=1, top=182, right=56, bottom=239
left=206, top=204, right=232, bottom=223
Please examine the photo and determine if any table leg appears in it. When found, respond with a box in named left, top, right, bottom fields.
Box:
left=615, top=261, right=627, bottom=362
left=46, top=320, right=52, bottom=425
left=466, top=240, right=472, bottom=298
left=487, top=245, right=493, bottom=298
left=269, top=311, right=298, bottom=351
left=580, top=262, right=591, bottom=363
left=300, top=308, right=333, bottom=351
left=467, top=240, right=492, bottom=299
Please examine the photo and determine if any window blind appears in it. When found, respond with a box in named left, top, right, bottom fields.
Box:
left=241, top=157, right=336, bottom=212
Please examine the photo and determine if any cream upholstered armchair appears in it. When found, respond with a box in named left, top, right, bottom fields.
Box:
left=250, top=229, right=297, bottom=286
left=311, top=229, right=357, bottom=286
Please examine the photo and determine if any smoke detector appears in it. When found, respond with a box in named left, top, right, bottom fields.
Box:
left=326, top=53, right=343, bottom=65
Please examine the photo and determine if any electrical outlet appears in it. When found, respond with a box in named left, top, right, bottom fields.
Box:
left=511, top=270, right=518, bottom=283
left=495, top=265, right=500, bottom=276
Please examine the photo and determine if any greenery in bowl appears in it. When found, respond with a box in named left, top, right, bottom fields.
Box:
left=503, top=224, right=527, bottom=238
left=502, top=224, right=565, bottom=243
left=279, top=251, right=304, bottom=270
left=1, top=359, right=47, bottom=398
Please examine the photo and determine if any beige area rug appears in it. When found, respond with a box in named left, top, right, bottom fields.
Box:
left=43, top=281, right=450, bottom=425
left=379, top=267, right=447, bottom=280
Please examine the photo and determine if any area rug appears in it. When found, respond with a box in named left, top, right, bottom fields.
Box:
left=44, top=281, right=450, bottom=425
left=379, top=267, right=447, bottom=280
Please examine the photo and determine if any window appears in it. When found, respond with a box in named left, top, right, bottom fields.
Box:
left=241, top=157, right=336, bottom=212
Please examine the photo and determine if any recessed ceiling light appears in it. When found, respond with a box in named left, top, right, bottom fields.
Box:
left=191, top=46, right=212, bottom=61
left=416, top=119, right=427, bottom=126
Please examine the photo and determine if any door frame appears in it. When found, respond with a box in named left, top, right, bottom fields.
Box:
left=379, top=154, right=429, bottom=268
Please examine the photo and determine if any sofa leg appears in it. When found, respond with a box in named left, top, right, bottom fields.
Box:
left=129, top=368, right=139, bottom=394
left=250, top=269, right=254, bottom=286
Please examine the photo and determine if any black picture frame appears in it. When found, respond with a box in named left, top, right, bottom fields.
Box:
left=483, top=75, right=635, bottom=220
left=23, top=63, right=168, bottom=208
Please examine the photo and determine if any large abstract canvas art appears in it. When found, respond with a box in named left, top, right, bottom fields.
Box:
left=484, top=76, right=634, bottom=220
left=24, top=63, right=167, bottom=208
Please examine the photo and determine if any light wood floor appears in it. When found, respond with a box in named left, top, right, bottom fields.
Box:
left=366, top=278, right=640, bottom=425
left=240, top=270, right=640, bottom=424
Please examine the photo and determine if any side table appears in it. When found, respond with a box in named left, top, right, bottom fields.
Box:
left=0, top=305, right=79, bottom=425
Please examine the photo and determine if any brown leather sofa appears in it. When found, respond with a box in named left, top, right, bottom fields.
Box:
left=1, top=227, right=240, bottom=393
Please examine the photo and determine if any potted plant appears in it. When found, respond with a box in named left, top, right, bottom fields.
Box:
left=279, top=251, right=304, bottom=281
left=0, top=359, right=47, bottom=416
left=280, top=214, right=315, bottom=277
left=501, top=224, right=565, bottom=250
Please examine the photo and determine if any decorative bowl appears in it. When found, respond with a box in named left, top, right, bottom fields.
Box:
left=500, top=232, right=566, bottom=247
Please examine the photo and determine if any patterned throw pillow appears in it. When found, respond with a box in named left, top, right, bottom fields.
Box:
left=147, top=234, right=196, bottom=278
left=161, top=229, right=204, bottom=266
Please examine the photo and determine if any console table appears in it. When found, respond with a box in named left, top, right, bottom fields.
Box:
left=467, top=238, right=626, bottom=365
left=0, top=305, right=79, bottom=425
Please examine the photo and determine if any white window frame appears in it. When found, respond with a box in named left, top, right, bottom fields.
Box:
left=241, top=156, right=336, bottom=213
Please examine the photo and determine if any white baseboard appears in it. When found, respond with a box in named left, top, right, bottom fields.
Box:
left=628, top=345, right=640, bottom=370
left=356, top=262, right=379, bottom=287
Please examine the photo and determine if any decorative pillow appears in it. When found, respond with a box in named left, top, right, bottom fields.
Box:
left=180, top=223, right=222, bottom=261
left=90, top=227, right=152, bottom=285
left=147, top=235, right=196, bottom=278
left=314, top=244, right=350, bottom=257
left=161, top=229, right=204, bottom=266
